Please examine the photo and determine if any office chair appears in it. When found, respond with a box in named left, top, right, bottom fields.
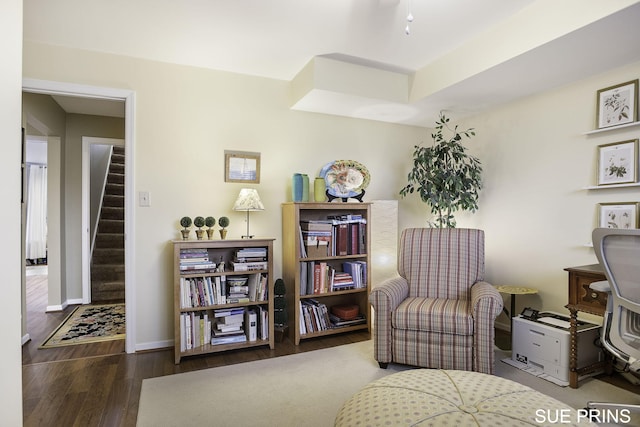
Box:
left=587, top=228, right=640, bottom=414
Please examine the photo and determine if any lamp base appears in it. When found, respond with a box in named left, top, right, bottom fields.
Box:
left=241, top=235, right=254, bottom=239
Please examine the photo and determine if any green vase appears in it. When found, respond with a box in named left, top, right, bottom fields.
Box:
left=314, top=177, right=326, bottom=202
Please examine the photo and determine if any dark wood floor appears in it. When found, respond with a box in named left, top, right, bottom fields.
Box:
left=22, top=269, right=370, bottom=427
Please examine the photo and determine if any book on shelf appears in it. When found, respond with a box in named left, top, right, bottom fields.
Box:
left=180, top=276, right=227, bottom=308
left=210, top=308, right=245, bottom=345
left=180, top=312, right=212, bottom=351
left=211, top=333, right=247, bottom=345
left=245, top=309, right=257, bottom=341
left=235, top=248, right=267, bottom=258
left=329, top=313, right=366, bottom=328
left=299, top=299, right=331, bottom=334
left=231, top=261, right=268, bottom=271
left=257, top=305, right=269, bottom=340
left=298, top=261, right=365, bottom=295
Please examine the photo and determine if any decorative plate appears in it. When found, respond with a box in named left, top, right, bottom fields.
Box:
left=319, top=160, right=371, bottom=199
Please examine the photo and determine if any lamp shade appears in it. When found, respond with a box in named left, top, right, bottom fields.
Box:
left=233, top=188, right=265, bottom=211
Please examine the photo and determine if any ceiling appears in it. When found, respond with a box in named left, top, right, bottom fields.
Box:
left=23, top=0, right=640, bottom=126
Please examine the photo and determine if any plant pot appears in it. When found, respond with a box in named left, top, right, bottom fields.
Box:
left=206, top=229, right=215, bottom=240
left=195, top=229, right=205, bottom=240
left=181, top=229, right=190, bottom=240
left=219, top=229, right=228, bottom=240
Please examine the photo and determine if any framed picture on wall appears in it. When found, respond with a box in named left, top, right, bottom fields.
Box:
left=598, top=202, right=639, bottom=229
left=224, top=150, right=260, bottom=183
left=597, top=139, right=638, bottom=186
left=596, top=79, right=638, bottom=129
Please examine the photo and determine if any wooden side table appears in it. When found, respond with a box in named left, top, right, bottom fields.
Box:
left=564, top=264, right=608, bottom=388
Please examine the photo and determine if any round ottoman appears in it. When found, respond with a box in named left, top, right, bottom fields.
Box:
left=335, top=369, right=597, bottom=426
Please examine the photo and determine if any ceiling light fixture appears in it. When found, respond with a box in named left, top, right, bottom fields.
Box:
left=405, top=0, right=414, bottom=35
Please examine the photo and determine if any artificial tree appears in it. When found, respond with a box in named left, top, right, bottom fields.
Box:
left=180, top=216, right=192, bottom=240
left=193, top=216, right=206, bottom=240
left=218, top=216, right=230, bottom=239
left=400, top=113, right=482, bottom=228
left=205, top=216, right=216, bottom=240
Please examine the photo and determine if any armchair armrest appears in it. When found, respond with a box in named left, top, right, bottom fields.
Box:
left=470, top=281, right=503, bottom=374
left=470, top=281, right=503, bottom=319
left=369, top=275, right=409, bottom=366
left=370, top=275, right=409, bottom=313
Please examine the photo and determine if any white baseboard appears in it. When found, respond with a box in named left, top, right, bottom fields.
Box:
left=136, top=339, right=173, bottom=352
left=46, top=298, right=84, bottom=312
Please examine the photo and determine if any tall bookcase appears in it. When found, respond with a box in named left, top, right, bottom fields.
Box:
left=282, top=202, right=371, bottom=345
left=172, top=238, right=275, bottom=363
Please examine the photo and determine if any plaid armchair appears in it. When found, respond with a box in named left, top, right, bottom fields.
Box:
left=369, top=228, right=503, bottom=374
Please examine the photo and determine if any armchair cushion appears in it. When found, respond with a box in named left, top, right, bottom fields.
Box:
left=394, top=297, right=473, bottom=336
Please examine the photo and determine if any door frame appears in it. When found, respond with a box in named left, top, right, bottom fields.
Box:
left=22, top=78, right=136, bottom=354
left=81, top=137, right=125, bottom=304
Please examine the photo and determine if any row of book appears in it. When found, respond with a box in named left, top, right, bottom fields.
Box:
left=179, top=273, right=268, bottom=308
left=231, top=247, right=268, bottom=271
left=299, top=215, right=367, bottom=258
left=298, top=300, right=366, bottom=335
left=179, top=306, right=269, bottom=350
left=179, top=248, right=218, bottom=273
left=299, top=261, right=367, bottom=295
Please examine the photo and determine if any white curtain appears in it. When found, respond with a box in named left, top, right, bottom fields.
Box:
left=25, top=164, right=48, bottom=260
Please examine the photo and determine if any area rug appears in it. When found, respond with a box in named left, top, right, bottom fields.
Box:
left=40, top=303, right=125, bottom=348
left=137, top=341, right=640, bottom=427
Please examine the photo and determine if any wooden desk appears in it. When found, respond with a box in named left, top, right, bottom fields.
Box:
left=564, top=264, right=608, bottom=388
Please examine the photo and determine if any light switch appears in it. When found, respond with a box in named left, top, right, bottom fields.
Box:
left=139, top=191, right=151, bottom=207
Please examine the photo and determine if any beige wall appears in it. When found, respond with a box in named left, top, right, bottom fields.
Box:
left=23, top=41, right=428, bottom=348
left=23, top=39, right=640, bottom=346
left=1, top=0, right=24, bottom=423
left=461, top=60, right=640, bottom=326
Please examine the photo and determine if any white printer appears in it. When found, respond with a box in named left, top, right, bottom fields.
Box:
left=511, top=311, right=603, bottom=384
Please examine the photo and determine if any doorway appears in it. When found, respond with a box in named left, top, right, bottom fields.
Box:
left=22, top=79, right=136, bottom=354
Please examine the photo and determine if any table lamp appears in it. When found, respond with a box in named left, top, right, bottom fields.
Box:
left=232, top=188, right=264, bottom=238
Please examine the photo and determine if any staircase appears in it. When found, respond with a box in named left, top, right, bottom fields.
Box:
left=91, top=146, right=125, bottom=303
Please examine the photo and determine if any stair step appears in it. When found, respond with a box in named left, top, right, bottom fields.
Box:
left=103, top=195, right=124, bottom=208
left=105, top=182, right=124, bottom=195
left=99, top=219, right=124, bottom=233
left=109, top=163, right=125, bottom=175
left=108, top=172, right=125, bottom=185
left=91, top=264, right=125, bottom=282
left=91, top=279, right=125, bottom=303
left=93, top=248, right=124, bottom=263
left=95, top=233, right=124, bottom=248
left=100, top=206, right=124, bottom=220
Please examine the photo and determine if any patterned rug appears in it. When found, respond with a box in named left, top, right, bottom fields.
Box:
left=40, top=303, right=126, bottom=348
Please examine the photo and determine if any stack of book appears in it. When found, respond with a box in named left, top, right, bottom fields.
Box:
left=179, top=248, right=217, bottom=274
left=329, top=313, right=366, bottom=328
left=227, top=277, right=250, bottom=303
left=231, top=247, right=268, bottom=271
left=211, top=308, right=247, bottom=345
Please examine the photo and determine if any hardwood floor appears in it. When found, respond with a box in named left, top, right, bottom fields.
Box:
left=22, top=268, right=370, bottom=427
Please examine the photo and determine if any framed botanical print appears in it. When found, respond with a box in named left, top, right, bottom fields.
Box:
left=596, top=79, right=638, bottom=129
left=598, top=202, right=639, bottom=229
left=597, top=139, right=638, bottom=186
left=224, top=150, right=260, bottom=183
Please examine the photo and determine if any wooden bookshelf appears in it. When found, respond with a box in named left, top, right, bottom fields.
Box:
left=281, top=202, right=371, bottom=345
left=172, top=238, right=275, bottom=363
